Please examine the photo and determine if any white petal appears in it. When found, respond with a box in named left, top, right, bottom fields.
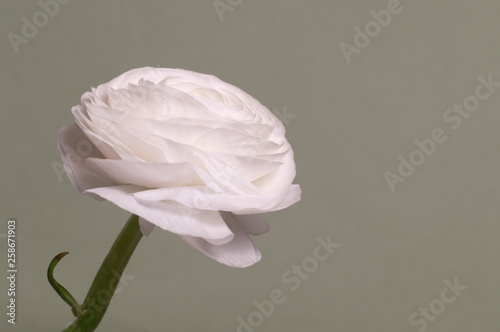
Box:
left=57, top=124, right=114, bottom=196
left=59, top=67, right=302, bottom=268
left=251, top=148, right=297, bottom=199
left=132, top=181, right=301, bottom=214
left=113, top=81, right=222, bottom=121
left=132, top=185, right=269, bottom=212
left=83, top=158, right=206, bottom=188
left=205, top=184, right=302, bottom=215
left=179, top=212, right=262, bottom=268
left=272, top=184, right=302, bottom=210
left=100, top=127, right=263, bottom=194
left=72, top=104, right=140, bottom=161
left=138, top=217, right=154, bottom=236
left=211, top=151, right=285, bottom=183
left=84, top=184, right=234, bottom=241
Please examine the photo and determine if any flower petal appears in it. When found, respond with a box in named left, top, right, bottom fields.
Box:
left=84, top=184, right=234, bottom=241
left=138, top=216, right=155, bottom=236
left=58, top=124, right=114, bottom=196
left=179, top=211, right=262, bottom=268
left=83, top=158, right=206, bottom=189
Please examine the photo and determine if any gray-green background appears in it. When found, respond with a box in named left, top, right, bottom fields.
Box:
left=1, top=0, right=500, bottom=331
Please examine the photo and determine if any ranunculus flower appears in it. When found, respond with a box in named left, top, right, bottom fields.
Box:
left=58, top=67, right=301, bottom=267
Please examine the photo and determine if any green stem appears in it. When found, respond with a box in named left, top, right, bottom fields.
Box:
left=48, top=252, right=84, bottom=317
left=61, top=214, right=143, bottom=332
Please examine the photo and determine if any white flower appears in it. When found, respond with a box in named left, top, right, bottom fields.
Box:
left=58, top=67, right=301, bottom=267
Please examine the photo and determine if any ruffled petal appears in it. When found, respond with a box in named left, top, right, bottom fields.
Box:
left=84, top=184, right=234, bottom=242
left=58, top=67, right=302, bottom=268
left=179, top=212, right=262, bottom=268
left=138, top=216, right=155, bottom=236
left=57, top=124, right=114, bottom=196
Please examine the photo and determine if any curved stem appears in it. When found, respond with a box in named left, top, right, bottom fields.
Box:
left=48, top=252, right=83, bottom=317
left=61, top=214, right=143, bottom=332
